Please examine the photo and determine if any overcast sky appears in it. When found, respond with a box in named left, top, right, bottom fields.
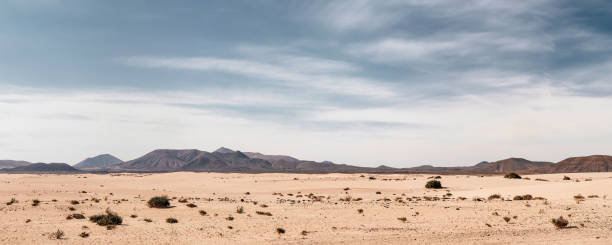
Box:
left=1, top=0, right=612, bottom=167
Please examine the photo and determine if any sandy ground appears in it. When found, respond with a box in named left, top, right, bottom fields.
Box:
left=1, top=172, right=611, bottom=245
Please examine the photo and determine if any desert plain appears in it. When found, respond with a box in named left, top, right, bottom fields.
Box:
left=1, top=172, right=611, bottom=244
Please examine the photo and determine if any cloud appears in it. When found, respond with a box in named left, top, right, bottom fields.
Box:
left=120, top=55, right=395, bottom=99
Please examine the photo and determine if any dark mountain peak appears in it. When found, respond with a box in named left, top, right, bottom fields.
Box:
left=214, top=147, right=236, bottom=154
left=74, top=154, right=123, bottom=169
left=533, top=155, right=612, bottom=173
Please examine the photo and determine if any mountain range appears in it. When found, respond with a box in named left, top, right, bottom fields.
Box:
left=1, top=147, right=611, bottom=174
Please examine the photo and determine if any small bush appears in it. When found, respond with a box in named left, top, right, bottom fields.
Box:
left=199, top=210, right=207, bottom=216
left=79, top=232, right=89, bottom=238
left=503, top=216, right=511, bottom=223
left=397, top=217, right=407, bottom=222
left=130, top=214, right=138, bottom=218
left=504, top=173, right=521, bottom=179
left=488, top=194, right=502, bottom=200
left=69, top=213, right=86, bottom=219
left=256, top=211, right=272, bottom=216
left=276, top=228, right=285, bottom=234
left=186, top=203, right=197, bottom=208
left=147, top=196, right=170, bottom=208
left=236, top=206, right=244, bottom=213
left=143, top=218, right=152, bottom=222
left=71, top=200, right=80, bottom=205
left=32, top=199, right=40, bottom=206
left=166, top=217, right=178, bottom=223
left=513, top=194, right=533, bottom=201
left=6, top=198, right=17, bottom=205
left=49, top=229, right=64, bottom=240
left=357, top=209, right=363, bottom=214
left=425, top=180, right=442, bottom=189
left=89, top=209, right=123, bottom=226
left=563, top=176, right=571, bottom=180
left=551, top=216, right=568, bottom=228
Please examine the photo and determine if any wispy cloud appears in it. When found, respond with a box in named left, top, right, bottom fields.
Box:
left=120, top=55, right=395, bottom=99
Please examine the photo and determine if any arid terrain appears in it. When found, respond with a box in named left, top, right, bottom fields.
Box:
left=1, top=172, right=611, bottom=244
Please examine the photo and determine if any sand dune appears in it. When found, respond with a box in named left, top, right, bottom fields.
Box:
left=1, top=172, right=611, bottom=244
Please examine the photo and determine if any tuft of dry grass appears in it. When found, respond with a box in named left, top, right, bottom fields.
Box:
left=397, top=217, right=407, bottom=222
left=256, top=211, right=272, bottom=216
left=236, top=206, right=244, bottom=214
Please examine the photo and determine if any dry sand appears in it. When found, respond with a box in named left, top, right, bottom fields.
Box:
left=1, top=172, right=611, bottom=244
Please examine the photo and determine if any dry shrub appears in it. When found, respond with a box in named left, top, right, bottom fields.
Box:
left=551, top=216, right=569, bottom=228
left=425, top=180, right=442, bottom=189
left=147, top=196, right=170, bottom=208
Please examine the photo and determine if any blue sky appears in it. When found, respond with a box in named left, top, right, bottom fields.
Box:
left=1, top=0, right=612, bottom=166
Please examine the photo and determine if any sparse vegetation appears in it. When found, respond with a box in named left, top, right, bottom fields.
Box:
left=199, top=210, right=207, bottom=216
left=79, top=232, right=89, bottom=238
left=166, top=217, right=178, bottom=223
left=425, top=180, right=442, bottom=189
left=504, top=173, right=521, bottom=179
left=144, top=218, right=152, bottom=222
left=276, top=227, right=285, bottom=234
left=32, top=199, right=40, bottom=206
left=89, top=208, right=123, bottom=226
left=236, top=206, right=244, bottom=214
left=357, top=208, right=363, bottom=214
left=147, top=196, right=170, bottom=208
left=503, top=216, right=511, bottom=223
left=49, top=229, right=64, bottom=240
left=71, top=200, right=80, bottom=205
left=551, top=216, right=569, bottom=228
left=186, top=203, right=197, bottom=208
left=397, top=217, right=407, bottom=222
left=563, top=176, right=571, bottom=180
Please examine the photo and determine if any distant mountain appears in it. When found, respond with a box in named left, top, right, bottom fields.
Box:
left=214, top=147, right=236, bottom=154
left=119, top=149, right=203, bottom=171
left=472, top=161, right=490, bottom=168
left=74, top=154, right=123, bottom=169
left=2, top=163, right=80, bottom=173
left=470, top=158, right=552, bottom=173
left=0, top=160, right=31, bottom=169
left=116, top=147, right=375, bottom=173
left=528, top=155, right=612, bottom=173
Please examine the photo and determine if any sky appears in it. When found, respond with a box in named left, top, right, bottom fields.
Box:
left=1, top=0, right=612, bottom=167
